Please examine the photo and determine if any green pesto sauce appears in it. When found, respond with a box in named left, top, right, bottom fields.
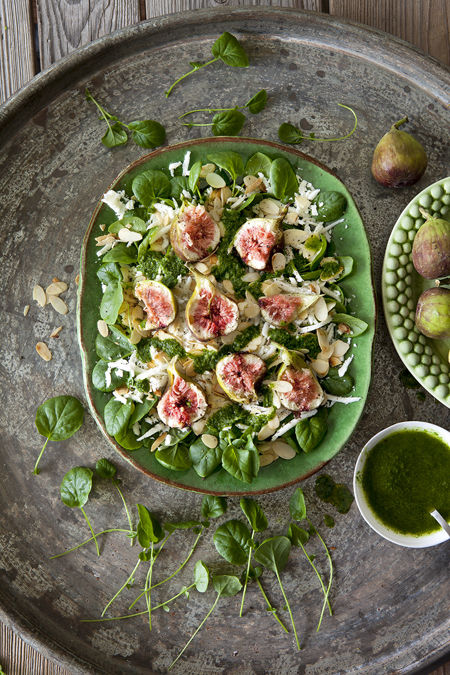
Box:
left=360, top=429, right=450, bottom=536
left=315, top=474, right=354, bottom=514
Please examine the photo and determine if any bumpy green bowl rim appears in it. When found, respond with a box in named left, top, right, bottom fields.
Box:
left=382, top=176, right=450, bottom=408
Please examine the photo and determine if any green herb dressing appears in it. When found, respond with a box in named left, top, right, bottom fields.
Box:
left=360, top=429, right=450, bottom=536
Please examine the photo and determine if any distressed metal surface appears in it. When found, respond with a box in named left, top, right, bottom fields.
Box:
left=0, top=8, right=449, bottom=675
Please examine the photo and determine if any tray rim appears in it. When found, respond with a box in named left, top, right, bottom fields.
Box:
left=0, top=7, right=449, bottom=675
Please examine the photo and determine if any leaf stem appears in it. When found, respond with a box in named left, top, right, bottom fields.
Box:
left=178, top=105, right=244, bottom=119
left=255, top=577, right=289, bottom=633
left=168, top=594, right=220, bottom=670
left=151, top=527, right=203, bottom=591
left=310, top=520, right=334, bottom=631
left=85, top=88, right=114, bottom=122
left=393, top=116, right=408, bottom=129
left=79, top=506, right=99, bottom=557
left=33, top=437, right=49, bottom=475
left=298, top=541, right=332, bottom=620
left=180, top=121, right=214, bottom=128
left=165, top=57, right=218, bottom=98
left=303, top=103, right=358, bottom=143
left=50, top=529, right=133, bottom=559
left=101, top=558, right=141, bottom=617
left=113, top=481, right=134, bottom=545
left=144, top=543, right=154, bottom=631
left=128, top=534, right=173, bottom=610
left=239, top=531, right=254, bottom=617
left=275, top=568, right=301, bottom=650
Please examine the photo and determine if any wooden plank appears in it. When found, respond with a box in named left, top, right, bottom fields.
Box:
left=145, top=0, right=323, bottom=19
left=0, top=0, right=35, bottom=105
left=1, top=622, right=66, bottom=675
left=36, top=0, right=141, bottom=69
left=329, top=0, right=450, bottom=65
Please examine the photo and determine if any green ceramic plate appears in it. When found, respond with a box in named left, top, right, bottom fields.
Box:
left=382, top=177, right=450, bottom=408
left=78, top=137, right=375, bottom=494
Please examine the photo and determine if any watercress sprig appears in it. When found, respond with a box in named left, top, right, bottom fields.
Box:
left=239, top=497, right=268, bottom=617
left=34, top=395, right=84, bottom=475
left=278, top=103, right=357, bottom=145
left=60, top=467, right=99, bottom=557
left=50, top=527, right=135, bottom=559
left=165, top=31, right=249, bottom=98
left=95, top=458, right=134, bottom=545
left=178, top=89, right=267, bottom=136
left=85, top=89, right=166, bottom=149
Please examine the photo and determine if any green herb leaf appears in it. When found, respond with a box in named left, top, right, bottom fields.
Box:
left=288, top=522, right=310, bottom=546
left=115, top=427, right=143, bottom=451
left=240, top=497, right=268, bottom=532
left=254, top=536, right=291, bottom=574
left=246, top=89, right=268, bottom=114
left=245, top=151, right=272, bottom=178
left=313, top=191, right=347, bottom=222
left=95, top=457, right=117, bottom=479
left=102, top=243, right=138, bottom=264
left=211, top=32, right=249, bottom=68
left=214, top=519, right=251, bottom=565
left=102, top=122, right=128, bottom=148
left=278, top=123, right=303, bottom=144
left=136, top=504, right=164, bottom=547
left=60, top=467, right=93, bottom=508
left=100, top=281, right=123, bottom=325
left=295, top=408, right=328, bottom=453
left=188, top=160, right=202, bottom=193
left=269, top=157, right=298, bottom=201
left=103, top=399, right=134, bottom=437
left=129, top=398, right=156, bottom=426
left=92, top=360, right=128, bottom=392
left=321, top=367, right=354, bottom=396
left=35, top=395, right=84, bottom=443
left=206, top=151, right=244, bottom=182
left=212, top=574, right=243, bottom=597
left=211, top=109, right=246, bottom=137
left=132, top=169, right=172, bottom=206
left=194, top=560, right=210, bottom=592
left=289, top=487, right=307, bottom=521
left=331, top=313, right=368, bottom=337
left=95, top=331, right=134, bottom=361
left=221, top=435, right=259, bottom=484
left=190, top=438, right=223, bottom=477
left=128, top=120, right=166, bottom=148
left=155, top=444, right=192, bottom=472
left=97, top=262, right=121, bottom=284
left=201, top=495, right=227, bottom=520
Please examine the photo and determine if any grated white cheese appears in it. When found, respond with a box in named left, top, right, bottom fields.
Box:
left=102, top=189, right=128, bottom=219
left=271, top=409, right=318, bottom=440
left=182, top=151, right=191, bottom=176
left=338, top=354, right=354, bottom=377
left=169, top=161, right=182, bottom=177
left=261, top=322, right=270, bottom=338
left=326, top=394, right=361, bottom=404
left=297, top=318, right=331, bottom=334
left=323, top=218, right=345, bottom=232
left=137, top=422, right=165, bottom=442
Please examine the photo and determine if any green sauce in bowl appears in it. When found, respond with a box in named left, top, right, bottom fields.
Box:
left=360, top=429, right=450, bottom=536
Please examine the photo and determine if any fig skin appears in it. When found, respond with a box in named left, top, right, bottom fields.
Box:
left=412, top=211, right=450, bottom=279
left=157, top=359, right=207, bottom=428
left=216, top=352, right=267, bottom=403
left=170, top=204, right=220, bottom=262
left=277, top=350, right=323, bottom=412
left=371, top=116, right=427, bottom=188
left=415, top=287, right=450, bottom=339
left=135, top=279, right=177, bottom=330
left=186, top=271, right=239, bottom=342
left=234, top=217, right=282, bottom=270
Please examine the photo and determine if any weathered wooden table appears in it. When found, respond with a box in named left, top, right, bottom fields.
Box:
left=0, top=2, right=449, bottom=674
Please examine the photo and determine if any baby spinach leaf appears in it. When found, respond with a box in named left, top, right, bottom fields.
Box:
left=34, top=396, right=84, bottom=474
left=188, top=160, right=202, bottom=193
left=295, top=408, right=328, bottom=453
left=211, top=32, right=249, bottom=68
left=222, top=435, right=259, bottom=484
left=321, top=367, right=354, bottom=396
left=207, top=151, right=244, bottom=181
left=314, top=191, right=347, bottom=222
left=164, top=520, right=201, bottom=533
left=132, top=170, right=171, bottom=206
left=95, top=457, right=117, bottom=480
left=288, top=522, right=310, bottom=546
left=269, top=157, right=298, bottom=201
left=278, top=122, right=303, bottom=145
left=100, top=281, right=123, bottom=325
left=336, top=256, right=353, bottom=280
left=212, top=109, right=246, bottom=136
left=170, top=175, right=189, bottom=197
left=136, top=504, right=164, bottom=547
left=194, top=560, right=210, bottom=593
left=240, top=498, right=268, bottom=532
left=254, top=536, right=291, bottom=574
left=104, top=399, right=134, bottom=437
left=155, top=444, right=192, bottom=472
left=102, top=243, right=138, bottom=264
left=95, top=332, right=134, bottom=361
left=129, top=398, right=156, bottom=426
left=97, top=262, right=121, bottom=284
left=245, top=151, right=272, bottom=178
left=201, top=495, right=227, bottom=520
left=332, top=313, right=368, bottom=337
left=190, top=438, right=223, bottom=477
left=115, top=427, right=143, bottom=450
left=138, top=227, right=159, bottom=262
left=213, top=519, right=251, bottom=565
left=102, top=122, right=128, bottom=148
left=60, top=466, right=93, bottom=509
left=246, top=89, right=267, bottom=114
left=92, top=360, right=128, bottom=392
left=212, top=574, right=243, bottom=597
left=128, top=120, right=166, bottom=149
left=289, top=487, right=307, bottom=521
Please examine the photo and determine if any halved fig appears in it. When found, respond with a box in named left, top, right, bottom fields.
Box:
left=216, top=353, right=267, bottom=403
left=234, top=217, right=282, bottom=270
left=258, top=293, right=318, bottom=326
left=186, top=271, right=239, bottom=341
left=277, top=350, right=323, bottom=412
left=170, top=204, right=220, bottom=262
left=135, top=280, right=177, bottom=330
left=157, top=359, right=207, bottom=429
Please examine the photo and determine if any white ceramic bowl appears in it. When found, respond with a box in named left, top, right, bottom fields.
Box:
left=353, top=421, right=450, bottom=548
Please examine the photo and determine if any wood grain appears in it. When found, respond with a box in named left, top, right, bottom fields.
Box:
left=0, top=0, right=35, bottom=104
left=329, top=0, right=450, bottom=65
left=145, top=0, right=323, bottom=18
left=0, top=623, right=66, bottom=675
left=36, top=0, right=141, bottom=70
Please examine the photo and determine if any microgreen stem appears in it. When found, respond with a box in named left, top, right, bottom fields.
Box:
left=128, top=534, right=173, bottom=610
left=240, top=531, right=254, bottom=617
left=180, top=121, right=214, bottom=128
left=80, top=583, right=196, bottom=623
left=50, top=529, right=133, bottom=559
left=275, top=568, right=301, bottom=650
left=113, top=481, right=134, bottom=545
left=304, top=103, right=358, bottom=142
left=150, top=527, right=204, bottom=591
left=165, top=57, right=218, bottom=98
left=144, top=543, right=154, bottom=631
left=168, top=593, right=221, bottom=670
left=79, top=506, right=99, bottom=557
left=255, top=577, right=289, bottom=633
left=297, top=539, right=332, bottom=624
left=33, top=437, right=49, bottom=475
left=178, top=105, right=243, bottom=119
left=310, top=520, right=334, bottom=632
left=101, top=558, right=141, bottom=617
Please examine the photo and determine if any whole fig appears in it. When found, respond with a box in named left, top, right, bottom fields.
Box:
left=412, top=210, right=450, bottom=279
left=415, top=287, right=450, bottom=339
left=371, top=116, right=427, bottom=188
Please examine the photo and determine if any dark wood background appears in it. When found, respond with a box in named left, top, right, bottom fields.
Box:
left=0, top=1, right=449, bottom=673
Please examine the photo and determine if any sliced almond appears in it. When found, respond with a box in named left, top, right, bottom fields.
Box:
left=272, top=441, right=296, bottom=460
left=151, top=433, right=167, bottom=452
left=271, top=380, right=293, bottom=393
left=284, top=211, right=298, bottom=225
left=268, top=415, right=280, bottom=430
left=206, top=172, right=226, bottom=188
left=260, top=453, right=277, bottom=467
left=115, top=386, right=129, bottom=396
left=242, top=271, right=260, bottom=283
left=245, top=335, right=263, bottom=350
left=95, top=233, right=116, bottom=246
left=49, top=295, right=68, bottom=315
left=33, top=284, right=47, bottom=307
left=317, top=328, right=330, bottom=352
left=201, top=433, right=218, bottom=449
left=195, top=262, right=209, bottom=274
left=310, top=358, right=330, bottom=377
left=314, top=297, right=329, bottom=322
left=222, top=279, right=234, bottom=294
left=258, top=198, right=281, bottom=216
left=272, top=252, right=286, bottom=272
left=46, top=281, right=68, bottom=296
left=118, top=228, right=142, bottom=243
left=333, top=339, right=350, bottom=358
left=283, top=229, right=309, bottom=248
left=257, top=423, right=275, bottom=441
left=192, top=419, right=207, bottom=435
left=243, top=302, right=260, bottom=319
left=319, top=345, right=334, bottom=360
left=99, top=223, right=106, bottom=232
left=97, top=320, right=109, bottom=337
left=330, top=356, right=342, bottom=367
left=36, top=342, right=52, bottom=361
left=23, top=305, right=30, bottom=317
left=50, top=325, right=63, bottom=338
left=130, top=329, right=142, bottom=345
left=200, top=163, right=216, bottom=177
left=261, top=281, right=280, bottom=297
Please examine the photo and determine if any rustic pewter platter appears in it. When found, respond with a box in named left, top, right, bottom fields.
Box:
left=0, top=8, right=449, bottom=675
